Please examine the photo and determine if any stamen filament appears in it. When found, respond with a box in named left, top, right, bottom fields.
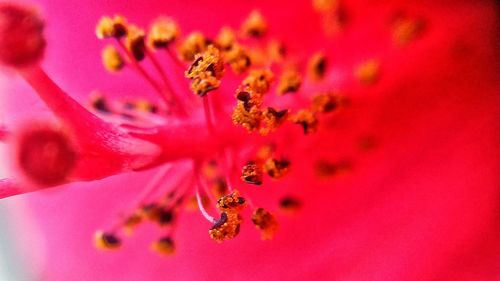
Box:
left=196, top=185, right=216, bottom=223
left=116, top=40, right=170, bottom=105
left=202, top=96, right=215, bottom=133
left=145, top=48, right=188, bottom=117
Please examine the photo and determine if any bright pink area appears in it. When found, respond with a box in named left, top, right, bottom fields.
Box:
left=1, top=0, right=499, bottom=281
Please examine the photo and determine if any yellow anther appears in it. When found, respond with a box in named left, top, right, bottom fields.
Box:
left=311, top=93, right=338, bottom=113
left=215, top=27, right=237, bottom=51
left=312, top=0, right=339, bottom=13
left=392, top=16, right=426, bottom=46
left=291, top=109, right=318, bottom=134
left=251, top=208, right=278, bottom=240
left=148, top=17, right=180, bottom=48
left=224, top=43, right=251, bottom=74
left=178, top=31, right=209, bottom=61
left=122, top=213, right=142, bottom=235
left=232, top=102, right=262, bottom=131
left=125, top=25, right=146, bottom=61
left=308, top=52, right=327, bottom=81
left=232, top=87, right=264, bottom=131
left=186, top=45, right=224, bottom=79
left=209, top=212, right=242, bottom=242
left=355, top=59, right=380, bottom=85
left=267, top=40, right=286, bottom=63
left=96, top=15, right=128, bottom=39
left=101, top=45, right=124, bottom=72
left=242, top=69, right=274, bottom=94
left=217, top=190, right=246, bottom=212
left=185, top=45, right=224, bottom=96
left=260, top=107, right=288, bottom=135
left=151, top=237, right=175, bottom=255
left=241, top=161, right=263, bottom=185
left=241, top=10, right=267, bottom=38
left=277, top=69, right=302, bottom=95
left=263, top=158, right=290, bottom=179
left=94, top=231, right=121, bottom=250
left=135, top=99, right=156, bottom=113
left=256, top=144, right=276, bottom=161
left=140, top=204, right=174, bottom=226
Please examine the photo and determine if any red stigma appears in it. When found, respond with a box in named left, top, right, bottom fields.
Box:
left=16, top=126, right=77, bottom=186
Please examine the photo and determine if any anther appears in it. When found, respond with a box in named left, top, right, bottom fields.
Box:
left=241, top=10, right=267, bottom=38
left=277, top=70, right=302, bottom=95
left=260, top=107, right=288, bottom=134
left=209, top=212, right=242, bottom=242
left=178, top=31, right=209, bottom=61
left=355, top=59, right=380, bottom=85
left=308, top=52, right=328, bottom=81
left=0, top=2, right=45, bottom=68
left=241, top=161, right=263, bottom=185
left=279, top=196, right=302, bottom=212
left=215, top=27, right=236, bottom=51
left=291, top=109, right=318, bottom=134
left=94, top=231, right=121, bottom=250
left=122, top=213, right=142, bottom=235
left=263, top=158, right=290, bottom=179
left=392, top=14, right=426, bottom=46
left=151, top=236, right=176, bottom=255
left=251, top=208, right=278, bottom=240
left=102, top=45, right=124, bottom=72
left=125, top=25, right=146, bottom=61
left=185, top=45, right=224, bottom=96
left=96, top=15, right=128, bottom=39
left=242, top=69, right=274, bottom=94
left=148, top=17, right=180, bottom=48
left=311, top=93, right=338, bottom=113
left=216, top=190, right=246, bottom=212
left=224, top=43, right=251, bottom=74
left=16, top=124, right=77, bottom=186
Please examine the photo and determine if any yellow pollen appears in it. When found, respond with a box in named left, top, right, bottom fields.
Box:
left=209, top=212, right=242, bottom=242
left=291, top=109, right=318, bottom=134
left=96, top=15, right=128, bottom=39
left=151, top=237, right=176, bottom=255
left=232, top=87, right=264, bottom=132
left=94, top=231, right=121, bottom=250
left=242, top=69, right=274, bottom=94
left=148, top=17, right=180, bottom=48
left=185, top=45, right=225, bottom=96
left=101, top=45, right=124, bottom=72
left=224, top=43, right=251, bottom=74
left=241, top=10, right=267, bottom=38
left=308, top=52, right=328, bottom=81
left=216, top=190, right=246, bottom=212
left=260, top=107, right=288, bottom=135
left=215, top=27, right=237, bottom=51
left=178, top=31, right=209, bottom=61
left=277, top=69, right=302, bottom=95
left=355, top=59, right=380, bottom=85
left=241, top=161, right=263, bottom=185
left=251, top=208, right=278, bottom=240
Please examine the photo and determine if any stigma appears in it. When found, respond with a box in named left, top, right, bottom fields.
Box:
left=0, top=2, right=359, bottom=255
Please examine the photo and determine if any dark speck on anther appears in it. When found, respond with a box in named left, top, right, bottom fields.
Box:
left=211, top=212, right=228, bottom=229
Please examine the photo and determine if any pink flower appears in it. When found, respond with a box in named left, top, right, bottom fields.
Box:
left=0, top=0, right=499, bottom=280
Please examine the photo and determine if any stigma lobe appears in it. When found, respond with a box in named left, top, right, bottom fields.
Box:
left=16, top=125, right=77, bottom=186
left=0, top=2, right=45, bottom=68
